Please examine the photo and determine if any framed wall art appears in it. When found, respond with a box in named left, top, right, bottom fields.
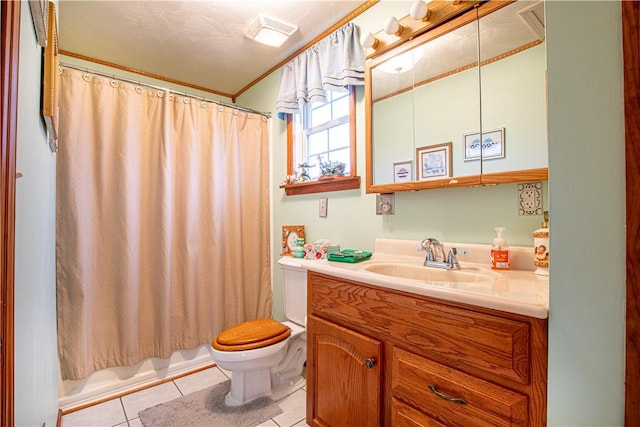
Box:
left=42, top=1, right=59, bottom=152
left=29, top=0, right=48, bottom=47
left=416, top=142, right=452, bottom=181
left=464, top=127, right=505, bottom=161
left=393, top=160, right=413, bottom=183
left=281, top=225, right=305, bottom=256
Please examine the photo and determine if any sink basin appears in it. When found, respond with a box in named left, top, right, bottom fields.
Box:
left=363, top=263, right=498, bottom=284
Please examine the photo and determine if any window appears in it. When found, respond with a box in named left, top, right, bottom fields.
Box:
left=283, top=86, right=360, bottom=195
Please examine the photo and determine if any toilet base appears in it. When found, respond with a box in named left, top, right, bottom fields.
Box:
left=271, top=375, right=305, bottom=401
left=224, top=374, right=306, bottom=407
left=221, top=333, right=306, bottom=407
left=224, top=367, right=273, bottom=407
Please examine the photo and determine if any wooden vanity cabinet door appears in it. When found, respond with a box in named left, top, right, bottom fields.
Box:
left=307, top=314, right=383, bottom=427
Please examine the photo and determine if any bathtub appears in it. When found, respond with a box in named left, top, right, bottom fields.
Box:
left=58, top=344, right=215, bottom=410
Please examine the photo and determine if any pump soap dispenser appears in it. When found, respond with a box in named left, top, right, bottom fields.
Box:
left=491, top=227, right=510, bottom=270
left=533, top=211, right=549, bottom=276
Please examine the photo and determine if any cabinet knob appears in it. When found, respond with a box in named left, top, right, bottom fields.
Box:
left=364, top=358, right=376, bottom=369
left=427, top=384, right=467, bottom=405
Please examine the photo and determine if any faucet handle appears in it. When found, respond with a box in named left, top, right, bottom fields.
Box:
left=447, top=248, right=467, bottom=269
left=451, top=247, right=467, bottom=256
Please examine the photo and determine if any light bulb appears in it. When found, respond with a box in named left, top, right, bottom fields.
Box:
left=410, top=1, right=432, bottom=22
left=383, top=16, right=404, bottom=36
left=360, top=31, right=379, bottom=49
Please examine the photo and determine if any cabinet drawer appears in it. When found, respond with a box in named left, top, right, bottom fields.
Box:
left=392, top=347, right=528, bottom=427
left=392, top=398, right=448, bottom=427
left=310, top=272, right=531, bottom=384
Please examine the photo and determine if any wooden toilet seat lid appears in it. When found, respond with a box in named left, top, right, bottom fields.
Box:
left=212, top=318, right=291, bottom=351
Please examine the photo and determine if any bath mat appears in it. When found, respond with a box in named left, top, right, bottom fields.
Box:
left=138, top=380, right=283, bottom=427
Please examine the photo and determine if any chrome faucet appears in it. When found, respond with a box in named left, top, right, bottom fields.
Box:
left=419, top=238, right=465, bottom=270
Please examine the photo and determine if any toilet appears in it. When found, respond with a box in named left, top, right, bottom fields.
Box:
left=210, top=257, right=308, bottom=406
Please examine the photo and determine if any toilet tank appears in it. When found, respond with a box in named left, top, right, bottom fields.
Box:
left=278, top=257, right=309, bottom=327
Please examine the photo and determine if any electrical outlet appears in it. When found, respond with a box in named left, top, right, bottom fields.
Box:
left=517, top=182, right=543, bottom=216
left=376, top=193, right=395, bottom=215
left=319, top=198, right=328, bottom=217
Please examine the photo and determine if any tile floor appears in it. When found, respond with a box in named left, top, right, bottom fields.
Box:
left=60, top=366, right=308, bottom=427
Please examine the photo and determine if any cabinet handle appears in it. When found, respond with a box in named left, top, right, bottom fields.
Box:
left=427, top=384, right=467, bottom=405
left=365, top=358, right=376, bottom=369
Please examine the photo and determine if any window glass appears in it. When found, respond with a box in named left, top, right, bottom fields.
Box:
left=286, top=86, right=357, bottom=194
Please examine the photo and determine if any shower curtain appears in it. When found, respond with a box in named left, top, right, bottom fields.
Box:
left=56, top=68, right=271, bottom=381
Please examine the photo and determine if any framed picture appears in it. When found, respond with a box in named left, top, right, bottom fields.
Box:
left=416, top=142, right=452, bottom=181
left=393, top=160, right=413, bottom=183
left=29, top=0, right=48, bottom=47
left=464, top=127, right=505, bottom=161
left=281, top=225, right=305, bottom=256
left=42, top=1, right=59, bottom=152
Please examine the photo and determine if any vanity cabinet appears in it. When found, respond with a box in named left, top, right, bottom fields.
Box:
left=306, top=271, right=547, bottom=427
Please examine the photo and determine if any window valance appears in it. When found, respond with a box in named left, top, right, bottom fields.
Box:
left=276, top=22, right=365, bottom=118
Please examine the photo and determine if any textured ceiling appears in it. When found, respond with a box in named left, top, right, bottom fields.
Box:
left=58, top=1, right=371, bottom=98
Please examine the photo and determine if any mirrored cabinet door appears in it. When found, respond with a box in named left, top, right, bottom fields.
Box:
left=365, top=0, right=548, bottom=193
left=478, top=0, right=547, bottom=177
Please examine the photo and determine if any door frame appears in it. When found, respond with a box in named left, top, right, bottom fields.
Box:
left=623, top=1, right=640, bottom=424
left=0, top=1, right=19, bottom=426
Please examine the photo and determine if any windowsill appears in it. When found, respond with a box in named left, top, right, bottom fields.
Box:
left=280, top=176, right=361, bottom=196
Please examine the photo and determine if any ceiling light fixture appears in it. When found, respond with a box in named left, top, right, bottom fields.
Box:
left=245, top=13, right=298, bottom=48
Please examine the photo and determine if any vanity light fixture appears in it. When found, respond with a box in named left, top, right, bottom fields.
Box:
left=410, top=0, right=433, bottom=22
left=245, top=13, right=298, bottom=47
left=360, top=31, right=379, bottom=49
left=383, top=16, right=404, bottom=36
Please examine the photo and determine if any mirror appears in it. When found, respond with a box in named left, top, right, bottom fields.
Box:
left=366, top=1, right=548, bottom=192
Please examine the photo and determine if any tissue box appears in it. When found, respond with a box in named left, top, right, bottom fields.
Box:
left=304, top=243, right=340, bottom=260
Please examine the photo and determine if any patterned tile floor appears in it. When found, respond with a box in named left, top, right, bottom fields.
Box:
left=60, top=367, right=308, bottom=427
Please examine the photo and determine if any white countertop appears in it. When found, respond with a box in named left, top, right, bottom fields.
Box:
left=285, top=239, right=549, bottom=319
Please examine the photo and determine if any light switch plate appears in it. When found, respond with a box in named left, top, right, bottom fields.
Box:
left=376, top=193, right=395, bottom=215
left=319, top=198, right=328, bottom=217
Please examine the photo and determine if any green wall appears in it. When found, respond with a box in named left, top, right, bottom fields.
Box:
left=546, top=2, right=625, bottom=425
left=13, top=1, right=626, bottom=425
left=14, top=1, right=60, bottom=425
left=237, top=1, right=626, bottom=425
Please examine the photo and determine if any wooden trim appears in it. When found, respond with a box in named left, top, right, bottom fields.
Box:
left=233, top=0, right=380, bottom=99
left=366, top=168, right=547, bottom=194
left=42, top=1, right=59, bottom=152
left=60, top=362, right=218, bottom=415
left=0, top=1, right=20, bottom=426
left=281, top=176, right=361, bottom=196
left=623, top=1, right=640, bottom=424
left=480, top=168, right=548, bottom=186
left=59, top=50, right=235, bottom=100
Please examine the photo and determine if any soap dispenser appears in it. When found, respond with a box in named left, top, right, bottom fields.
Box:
left=491, top=227, right=510, bottom=270
left=533, top=211, right=549, bottom=276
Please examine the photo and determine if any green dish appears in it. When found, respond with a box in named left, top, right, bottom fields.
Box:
left=328, top=249, right=372, bottom=263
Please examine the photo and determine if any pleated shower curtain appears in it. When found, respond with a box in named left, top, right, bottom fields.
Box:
left=56, top=68, right=271, bottom=381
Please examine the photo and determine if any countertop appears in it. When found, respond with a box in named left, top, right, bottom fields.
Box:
left=281, top=239, right=549, bottom=319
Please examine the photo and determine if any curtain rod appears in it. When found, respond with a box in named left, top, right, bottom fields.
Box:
left=59, top=62, right=272, bottom=118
